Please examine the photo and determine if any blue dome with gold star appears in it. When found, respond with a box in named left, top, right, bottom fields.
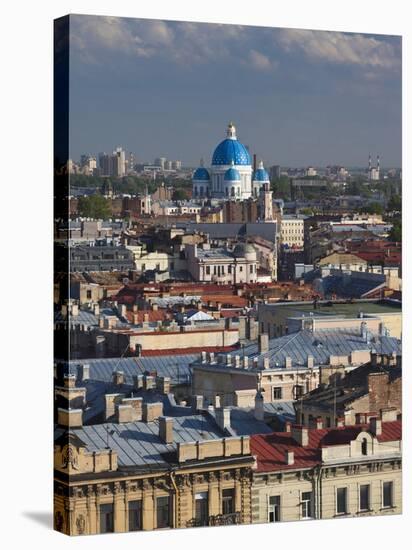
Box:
left=224, top=166, right=241, bottom=181
left=193, top=166, right=210, bottom=181
left=212, top=122, right=251, bottom=166
left=252, top=161, right=270, bottom=182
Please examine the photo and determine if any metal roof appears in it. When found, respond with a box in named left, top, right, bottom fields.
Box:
left=226, top=328, right=401, bottom=369
left=69, top=355, right=197, bottom=385
left=56, top=414, right=225, bottom=468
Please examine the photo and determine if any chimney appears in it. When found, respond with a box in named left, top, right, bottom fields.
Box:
left=234, top=355, right=241, bottom=368
left=112, top=371, right=125, bottom=386
left=143, top=313, right=150, bottom=323
left=132, top=374, right=144, bottom=390
left=336, top=416, right=345, bottom=428
left=143, top=375, right=156, bottom=390
left=159, top=416, right=174, bottom=444
left=242, top=356, right=249, bottom=369
left=213, top=394, right=221, bottom=408
left=191, top=395, right=204, bottom=412
left=226, top=354, right=232, bottom=366
left=258, top=333, right=269, bottom=354
left=215, top=407, right=231, bottom=431
left=285, top=450, right=294, bottom=465
left=254, top=390, right=265, bottom=421
left=143, top=402, right=163, bottom=422
left=64, top=374, right=76, bottom=388
left=156, top=376, right=171, bottom=395
left=291, top=425, right=309, bottom=447
left=57, top=408, right=83, bottom=428
left=93, top=303, right=100, bottom=316
left=370, top=417, right=382, bottom=436
left=121, top=397, right=143, bottom=421
left=263, top=357, right=270, bottom=369
left=78, top=363, right=90, bottom=382
left=284, top=421, right=292, bottom=433
left=307, top=355, right=314, bottom=369
left=285, top=356, right=292, bottom=369
left=116, top=404, right=133, bottom=423
left=315, top=417, right=323, bottom=430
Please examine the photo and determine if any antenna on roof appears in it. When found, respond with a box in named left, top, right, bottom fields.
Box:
left=105, top=425, right=115, bottom=449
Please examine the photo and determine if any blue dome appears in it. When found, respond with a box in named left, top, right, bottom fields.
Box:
left=193, top=167, right=210, bottom=181
left=252, top=167, right=270, bottom=182
left=224, top=167, right=241, bottom=181
left=212, top=139, right=251, bottom=166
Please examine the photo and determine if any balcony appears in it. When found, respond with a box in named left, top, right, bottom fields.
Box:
left=186, top=512, right=241, bottom=528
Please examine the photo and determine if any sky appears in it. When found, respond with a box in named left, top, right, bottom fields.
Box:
left=68, top=15, right=402, bottom=168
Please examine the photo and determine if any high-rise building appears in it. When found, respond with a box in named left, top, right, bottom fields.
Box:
left=111, top=147, right=126, bottom=177
left=154, top=157, right=166, bottom=170
left=368, top=154, right=380, bottom=181
left=269, top=165, right=281, bottom=180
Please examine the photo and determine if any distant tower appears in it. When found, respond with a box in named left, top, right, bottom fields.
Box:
left=259, top=182, right=274, bottom=222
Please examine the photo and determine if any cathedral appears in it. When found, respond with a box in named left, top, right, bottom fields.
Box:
left=192, top=122, right=270, bottom=200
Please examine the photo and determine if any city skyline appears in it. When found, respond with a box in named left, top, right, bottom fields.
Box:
left=68, top=16, right=402, bottom=168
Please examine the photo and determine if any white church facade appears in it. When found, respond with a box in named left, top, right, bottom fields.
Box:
left=192, top=122, right=271, bottom=201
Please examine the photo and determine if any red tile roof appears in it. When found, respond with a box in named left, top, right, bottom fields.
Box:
left=250, top=421, right=401, bottom=473
left=125, top=310, right=169, bottom=323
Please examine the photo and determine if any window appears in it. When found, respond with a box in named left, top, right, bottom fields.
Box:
left=239, top=266, right=243, bottom=272
left=273, top=387, right=282, bottom=400
left=336, top=488, right=347, bottom=515
left=250, top=264, right=253, bottom=273
left=86, top=290, right=92, bottom=299
left=128, top=500, right=142, bottom=531
left=359, top=485, right=370, bottom=512
left=206, top=266, right=210, bottom=275
left=293, top=385, right=304, bottom=399
left=268, top=495, right=280, bottom=522
left=222, top=489, right=235, bottom=515
left=195, top=492, right=209, bottom=526
left=100, top=503, right=114, bottom=533
left=382, top=482, right=393, bottom=508
left=301, top=492, right=313, bottom=519
left=361, top=437, right=368, bottom=455
left=156, top=496, right=171, bottom=529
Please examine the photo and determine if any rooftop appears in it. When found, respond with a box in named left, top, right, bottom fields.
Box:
left=251, top=420, right=402, bottom=473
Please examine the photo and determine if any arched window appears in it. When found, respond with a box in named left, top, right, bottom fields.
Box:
left=231, top=187, right=235, bottom=197
left=361, top=437, right=368, bottom=455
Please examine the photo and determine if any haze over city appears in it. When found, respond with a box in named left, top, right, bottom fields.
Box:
left=68, top=16, right=402, bottom=167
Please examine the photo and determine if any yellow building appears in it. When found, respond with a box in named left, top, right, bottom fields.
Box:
left=250, top=416, right=402, bottom=524
left=54, top=413, right=254, bottom=535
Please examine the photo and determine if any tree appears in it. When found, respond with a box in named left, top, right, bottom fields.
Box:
left=389, top=218, right=402, bottom=242
left=388, top=195, right=402, bottom=212
left=272, top=176, right=291, bottom=199
left=172, top=188, right=188, bottom=201
left=360, top=202, right=384, bottom=215
left=77, top=195, right=111, bottom=219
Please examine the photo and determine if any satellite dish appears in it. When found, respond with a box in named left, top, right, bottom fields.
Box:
left=122, top=277, right=129, bottom=285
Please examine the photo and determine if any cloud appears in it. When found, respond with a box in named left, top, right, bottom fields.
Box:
left=70, top=16, right=277, bottom=72
left=276, top=29, right=400, bottom=69
left=248, top=49, right=276, bottom=71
